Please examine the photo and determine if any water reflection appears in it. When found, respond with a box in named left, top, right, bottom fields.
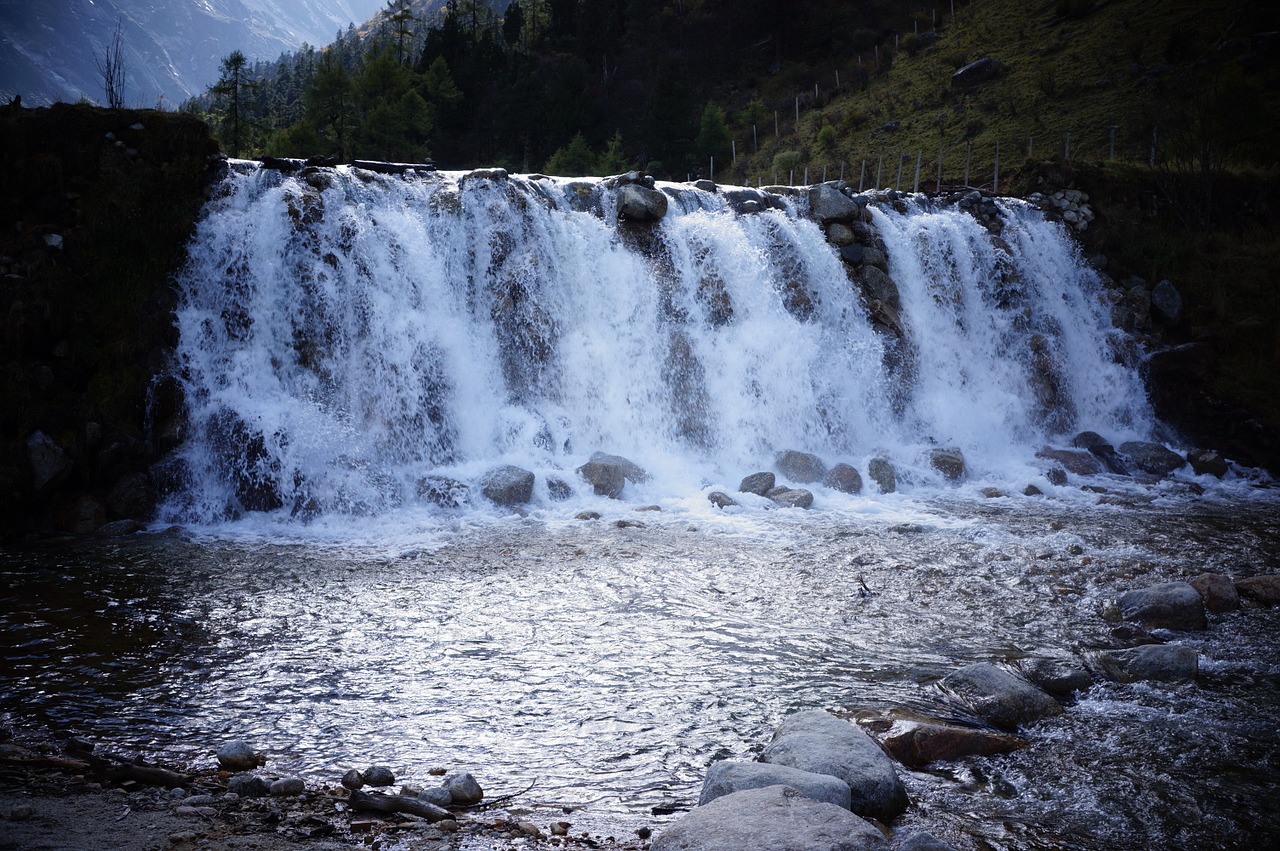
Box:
left=2, top=496, right=1278, bottom=848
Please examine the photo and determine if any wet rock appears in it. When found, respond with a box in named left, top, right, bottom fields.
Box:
left=1151, top=279, right=1182, bottom=324
left=1015, top=655, right=1093, bottom=696
left=708, top=491, right=737, bottom=508
left=760, top=709, right=908, bottom=821
left=418, top=786, right=452, bottom=807
left=546, top=476, right=573, bottom=500
left=767, top=486, right=814, bottom=508
left=1046, top=467, right=1068, bottom=486
left=827, top=223, right=856, bottom=246
left=1023, top=484, right=1043, bottom=496
left=479, top=464, right=535, bottom=506
left=808, top=182, right=860, bottom=224
left=54, top=494, right=106, bottom=534
left=416, top=476, right=471, bottom=507
left=1096, top=645, right=1198, bottom=683
left=1036, top=447, right=1103, bottom=475
left=654, top=785, right=888, bottom=851
left=698, top=761, right=851, bottom=810
left=1186, top=449, right=1229, bottom=478
left=824, top=463, right=863, bottom=494
left=1118, top=441, right=1185, bottom=476
left=27, top=430, right=72, bottom=497
left=981, top=487, right=1005, bottom=498
left=575, top=510, right=601, bottom=520
left=777, top=450, right=828, bottom=484
left=269, top=777, right=305, bottom=796
left=1235, top=574, right=1280, bottom=606
left=739, top=471, right=775, bottom=495
left=952, top=56, right=1007, bottom=88
left=858, top=266, right=901, bottom=310
left=341, top=768, right=364, bottom=790
left=617, top=184, right=668, bottom=223
left=929, top=447, right=966, bottom=481
left=861, top=710, right=1025, bottom=767
left=1088, top=444, right=1131, bottom=475
left=441, top=770, right=483, bottom=805
left=1188, top=573, right=1240, bottom=613
left=938, top=663, right=1063, bottom=730
left=839, top=244, right=865, bottom=265
left=577, top=452, right=647, bottom=498
left=227, top=773, right=270, bottom=797
left=106, top=472, right=156, bottom=519
left=363, top=765, right=395, bottom=787
left=868, top=458, right=896, bottom=493
left=898, top=832, right=957, bottom=851
left=9, top=803, right=35, bottom=821
left=1117, top=582, right=1206, bottom=630
left=1071, top=431, right=1108, bottom=449
left=215, top=740, right=259, bottom=771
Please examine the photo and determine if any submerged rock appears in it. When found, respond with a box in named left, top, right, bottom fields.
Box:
left=929, top=447, right=966, bottom=481
left=698, top=761, right=851, bottom=810
left=707, top=491, right=737, bottom=509
left=1235, top=574, right=1280, bottom=606
left=767, top=486, right=815, bottom=509
left=898, top=832, right=957, bottom=851
left=576, top=452, right=646, bottom=498
left=1036, top=447, right=1103, bottom=476
left=776, top=450, right=828, bottom=484
left=652, top=785, right=889, bottom=851
left=1118, top=441, right=1185, bottom=476
left=938, top=663, right=1063, bottom=730
left=867, top=458, right=896, bottom=493
left=860, top=710, right=1025, bottom=767
left=216, top=741, right=259, bottom=771
left=1015, top=655, right=1093, bottom=696
left=739, top=471, right=776, bottom=495
left=1186, top=448, right=1229, bottom=478
left=1188, top=573, right=1240, bottom=613
left=1116, top=582, right=1207, bottom=630
left=417, top=475, right=471, bottom=508
left=1096, top=645, right=1198, bottom=683
left=760, top=709, right=908, bottom=821
left=479, top=464, right=535, bottom=506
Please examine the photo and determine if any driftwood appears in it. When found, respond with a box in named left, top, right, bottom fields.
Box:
left=0, top=754, right=91, bottom=773
left=347, top=789, right=450, bottom=822
left=88, top=753, right=190, bottom=789
left=351, top=159, right=437, bottom=174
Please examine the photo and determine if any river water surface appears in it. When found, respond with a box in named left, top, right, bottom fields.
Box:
left=3, top=488, right=1278, bottom=849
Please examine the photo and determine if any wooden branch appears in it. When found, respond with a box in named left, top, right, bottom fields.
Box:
left=88, top=754, right=190, bottom=789
left=347, top=789, right=450, bottom=822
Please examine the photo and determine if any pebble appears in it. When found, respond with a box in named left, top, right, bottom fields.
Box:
left=269, top=777, right=305, bottom=796
left=175, top=805, right=216, bottom=817
left=341, top=768, right=364, bottom=790
left=167, top=788, right=187, bottom=800
left=518, top=821, right=543, bottom=837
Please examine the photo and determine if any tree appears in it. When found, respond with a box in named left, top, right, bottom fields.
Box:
left=306, top=52, right=354, bottom=159
left=386, top=0, right=415, bottom=64
left=695, top=102, right=732, bottom=168
left=597, top=130, right=628, bottom=174
left=95, top=17, right=127, bottom=108
left=502, top=2, right=525, bottom=49
left=212, top=51, right=253, bottom=157
left=545, top=132, right=597, bottom=176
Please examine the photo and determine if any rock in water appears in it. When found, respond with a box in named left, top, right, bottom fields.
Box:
left=1188, top=573, right=1240, bottom=613
left=707, top=491, right=737, bottom=508
left=866, top=711, right=1025, bottom=767
left=1118, top=441, right=1185, bottom=476
left=738, top=471, right=775, bottom=495
left=616, top=184, right=668, bottom=222
left=823, top=463, right=863, bottom=494
left=362, top=765, right=395, bottom=787
left=1117, top=582, right=1207, bottom=630
left=898, top=832, right=957, bottom=851
left=576, top=452, right=647, bottom=498
left=1235, top=575, right=1280, bottom=606
left=341, top=768, right=364, bottom=790
left=216, top=741, right=258, bottom=771
left=767, top=486, right=815, bottom=509
left=776, top=450, right=828, bottom=483
left=938, top=663, right=1063, bottom=730
left=760, top=709, right=908, bottom=821
left=867, top=458, right=896, bottom=493
left=808, top=182, right=860, bottom=224
left=1186, top=449, right=1229, bottom=478
left=1015, top=655, right=1093, bottom=696
left=698, top=761, right=851, bottom=810
left=929, top=448, right=966, bottom=481
left=479, top=465, right=535, bottom=505
left=652, top=785, right=889, bottom=851
left=1096, top=645, right=1198, bottom=683
left=441, top=770, right=483, bottom=805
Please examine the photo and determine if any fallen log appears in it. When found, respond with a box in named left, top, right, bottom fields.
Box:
left=347, top=789, right=450, bottom=822
left=351, top=159, right=437, bottom=175
left=88, top=753, right=190, bottom=789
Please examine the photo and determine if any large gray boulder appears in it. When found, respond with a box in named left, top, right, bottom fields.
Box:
left=1096, top=645, right=1198, bottom=683
left=652, top=785, right=889, bottom=851
left=777, top=450, right=828, bottom=483
left=1116, top=582, right=1207, bottom=630
left=1188, top=573, right=1240, bottom=613
left=1035, top=447, right=1103, bottom=475
left=928, top=448, right=966, bottom=481
left=1015, top=655, right=1093, bottom=697
left=938, top=663, right=1063, bottom=731
left=1118, top=441, right=1185, bottom=476
left=1235, top=574, right=1280, bottom=606
left=441, top=770, right=483, bottom=805
left=617, top=184, right=668, bottom=223
left=824, top=463, right=863, bottom=494
left=868, top=458, right=897, bottom=493
left=767, top=486, right=815, bottom=509
left=808, top=182, right=860, bottom=224
left=859, top=266, right=902, bottom=310
left=698, top=761, right=851, bottom=810
left=739, top=471, right=776, bottom=495
left=479, top=465, right=535, bottom=505
left=576, top=452, right=647, bottom=498
left=1186, top=448, right=1229, bottom=477
left=760, top=710, right=908, bottom=821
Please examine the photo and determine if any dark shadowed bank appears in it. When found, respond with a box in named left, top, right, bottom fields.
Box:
left=0, top=103, right=1277, bottom=541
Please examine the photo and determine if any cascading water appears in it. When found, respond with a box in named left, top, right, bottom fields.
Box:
left=161, top=165, right=1154, bottom=524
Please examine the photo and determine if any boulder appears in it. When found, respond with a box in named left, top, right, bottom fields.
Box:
left=216, top=741, right=259, bottom=771
left=777, top=450, right=828, bottom=484
left=824, top=463, right=863, bottom=494
left=1036, top=447, right=1103, bottom=475
left=27, top=430, right=72, bottom=498
left=1096, top=645, right=1198, bottom=683
left=1015, top=655, right=1093, bottom=696
left=938, top=663, right=1063, bottom=731
left=479, top=464, right=535, bottom=506
left=1070, top=431, right=1108, bottom=449
left=441, top=770, right=483, bottom=805
left=698, top=761, right=851, bottom=810
left=362, top=765, right=395, bottom=787
left=227, top=773, right=270, bottom=797
left=898, top=833, right=957, bottom=851
left=1118, top=441, right=1185, bottom=476
left=269, top=777, right=305, bottom=796
left=1088, top=444, right=1131, bottom=475
left=1150, top=279, right=1182, bottom=324
left=1235, top=575, right=1280, bottom=606
left=652, top=785, right=889, bottom=851
left=867, top=458, right=896, bottom=493
left=862, top=711, right=1025, bottom=768
left=54, top=494, right=105, bottom=535
left=928, top=447, right=966, bottom=481
left=808, top=182, right=860, bottom=224
left=546, top=476, right=573, bottom=500
left=859, top=266, right=901, bottom=310
left=1045, top=467, right=1068, bottom=485
left=767, top=486, right=815, bottom=509
left=951, top=57, right=1007, bottom=88
left=839, top=244, right=865, bottom=265
left=418, top=787, right=452, bottom=807
left=617, top=184, right=668, bottom=223
left=827, top=223, right=856, bottom=246
left=1188, top=573, right=1240, bottom=613
left=106, top=472, right=155, bottom=519
left=576, top=452, right=646, bottom=498
left=1186, top=448, right=1229, bottom=478
left=417, top=475, right=471, bottom=508
left=708, top=491, right=737, bottom=508
left=739, top=471, right=775, bottom=495
left=760, top=709, right=908, bottom=821
left=1116, top=582, right=1206, bottom=630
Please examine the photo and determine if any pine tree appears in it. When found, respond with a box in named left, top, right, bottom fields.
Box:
left=212, top=51, right=254, bottom=157
left=306, top=52, right=354, bottom=159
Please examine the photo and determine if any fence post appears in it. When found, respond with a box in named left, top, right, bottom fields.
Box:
left=937, top=145, right=943, bottom=189
left=859, top=159, right=867, bottom=192
left=753, top=124, right=758, bottom=152
left=840, top=161, right=845, bottom=181
left=964, top=141, right=971, bottom=185
left=732, top=140, right=736, bottom=164
left=876, top=156, right=883, bottom=189
left=814, top=83, right=819, bottom=101
left=795, top=97, right=800, bottom=130
left=789, top=169, right=794, bottom=185
left=1027, top=136, right=1033, bottom=158
left=993, top=140, right=1000, bottom=193
left=1108, top=125, right=1118, bottom=161
left=1064, top=131, right=1070, bottom=160
left=803, top=166, right=808, bottom=185
left=775, top=111, right=779, bottom=138
left=836, top=69, right=840, bottom=88
left=710, top=155, right=714, bottom=181
left=913, top=150, right=922, bottom=193
left=895, top=152, right=903, bottom=190
left=822, top=165, right=827, bottom=182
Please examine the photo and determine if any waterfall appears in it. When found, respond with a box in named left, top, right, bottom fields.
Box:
left=160, top=166, right=1154, bottom=523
